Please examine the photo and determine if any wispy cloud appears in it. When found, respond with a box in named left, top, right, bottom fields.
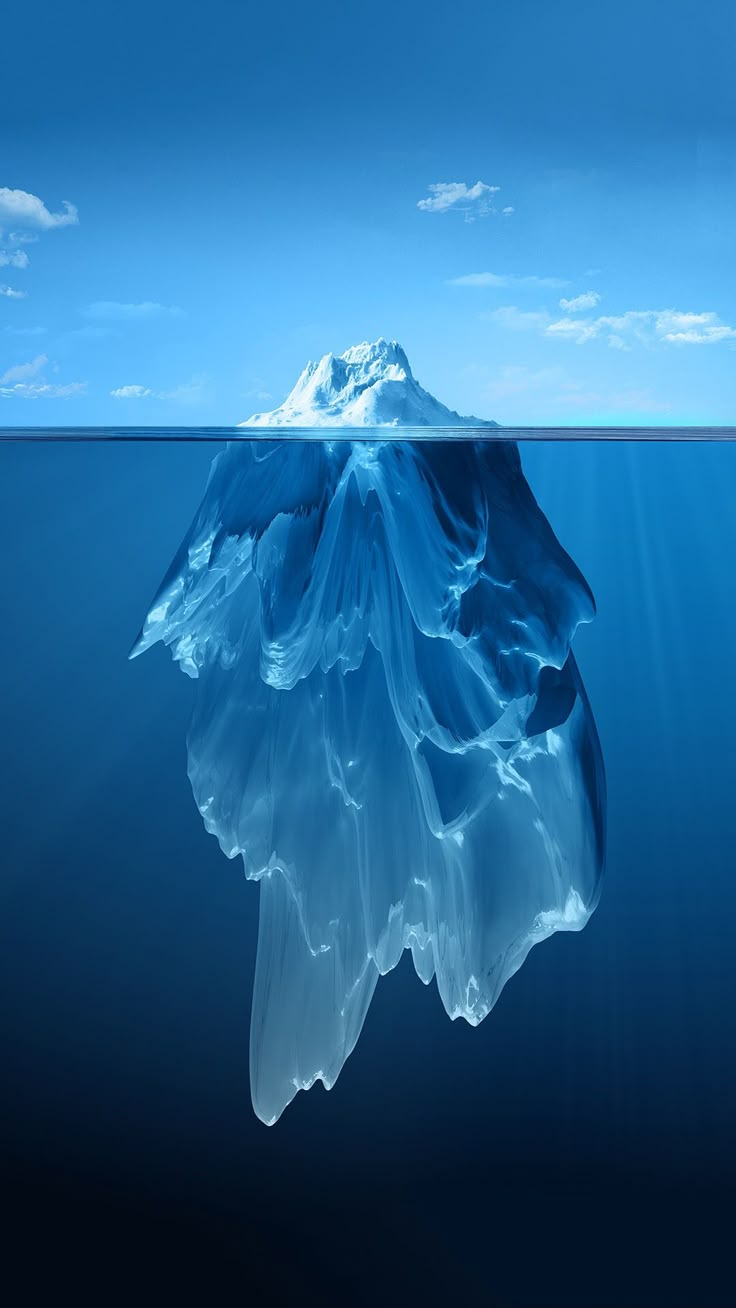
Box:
left=487, top=302, right=736, bottom=349
left=0, top=380, right=86, bottom=399
left=501, top=206, right=514, bottom=216
left=0, top=249, right=29, bottom=269
left=0, top=354, right=47, bottom=385
left=449, top=272, right=569, bottom=289
left=0, top=189, right=77, bottom=285
left=84, top=300, right=184, bottom=321
left=417, top=181, right=504, bottom=221
left=0, top=352, right=86, bottom=399
left=0, top=188, right=79, bottom=232
left=546, top=308, right=736, bottom=348
left=111, top=384, right=153, bottom=399
left=559, top=290, right=601, bottom=312
left=110, top=373, right=209, bottom=406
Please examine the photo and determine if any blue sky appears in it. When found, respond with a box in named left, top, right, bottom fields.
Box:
left=1, top=0, right=735, bottom=425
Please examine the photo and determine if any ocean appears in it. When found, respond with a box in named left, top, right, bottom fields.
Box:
left=1, top=429, right=735, bottom=1307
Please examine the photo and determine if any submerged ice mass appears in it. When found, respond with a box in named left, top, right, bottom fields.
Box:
left=132, top=339, right=605, bottom=1124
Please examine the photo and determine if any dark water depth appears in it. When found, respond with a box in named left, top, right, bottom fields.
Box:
left=1, top=435, right=735, bottom=1306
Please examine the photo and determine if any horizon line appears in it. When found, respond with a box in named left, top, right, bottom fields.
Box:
left=1, top=425, right=735, bottom=443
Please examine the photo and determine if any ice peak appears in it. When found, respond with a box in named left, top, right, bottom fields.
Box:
left=340, top=338, right=413, bottom=378
left=240, top=338, right=496, bottom=429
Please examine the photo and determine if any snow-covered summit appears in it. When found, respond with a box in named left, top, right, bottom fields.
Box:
left=239, top=338, right=496, bottom=427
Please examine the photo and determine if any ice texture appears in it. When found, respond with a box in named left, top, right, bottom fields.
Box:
left=132, top=341, right=605, bottom=1124
left=238, top=336, right=497, bottom=429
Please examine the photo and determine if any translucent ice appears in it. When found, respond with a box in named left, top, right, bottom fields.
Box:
left=132, top=341, right=605, bottom=1124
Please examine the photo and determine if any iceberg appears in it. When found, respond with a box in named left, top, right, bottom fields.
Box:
left=132, top=339, right=605, bottom=1124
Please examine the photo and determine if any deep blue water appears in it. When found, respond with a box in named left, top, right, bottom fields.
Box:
left=1, top=436, right=735, bottom=1306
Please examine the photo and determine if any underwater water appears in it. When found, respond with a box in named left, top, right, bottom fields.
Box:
left=132, top=431, right=605, bottom=1126
left=2, top=429, right=736, bottom=1306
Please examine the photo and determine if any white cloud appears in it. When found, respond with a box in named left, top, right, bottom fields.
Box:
left=0, top=380, right=86, bottom=399
left=545, top=317, right=597, bottom=341
left=417, top=181, right=502, bottom=221
left=0, top=190, right=76, bottom=287
left=111, top=384, right=153, bottom=399
left=84, top=300, right=184, bottom=321
left=0, top=188, right=79, bottom=231
left=0, top=350, right=85, bottom=399
left=449, top=272, right=569, bottom=289
left=109, top=374, right=209, bottom=405
left=559, top=290, right=601, bottom=312
left=545, top=308, right=736, bottom=348
left=501, top=206, right=514, bottom=216
left=656, top=309, right=736, bottom=343
left=486, top=301, right=736, bottom=349
left=0, top=354, right=48, bottom=385
left=0, top=249, right=29, bottom=269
